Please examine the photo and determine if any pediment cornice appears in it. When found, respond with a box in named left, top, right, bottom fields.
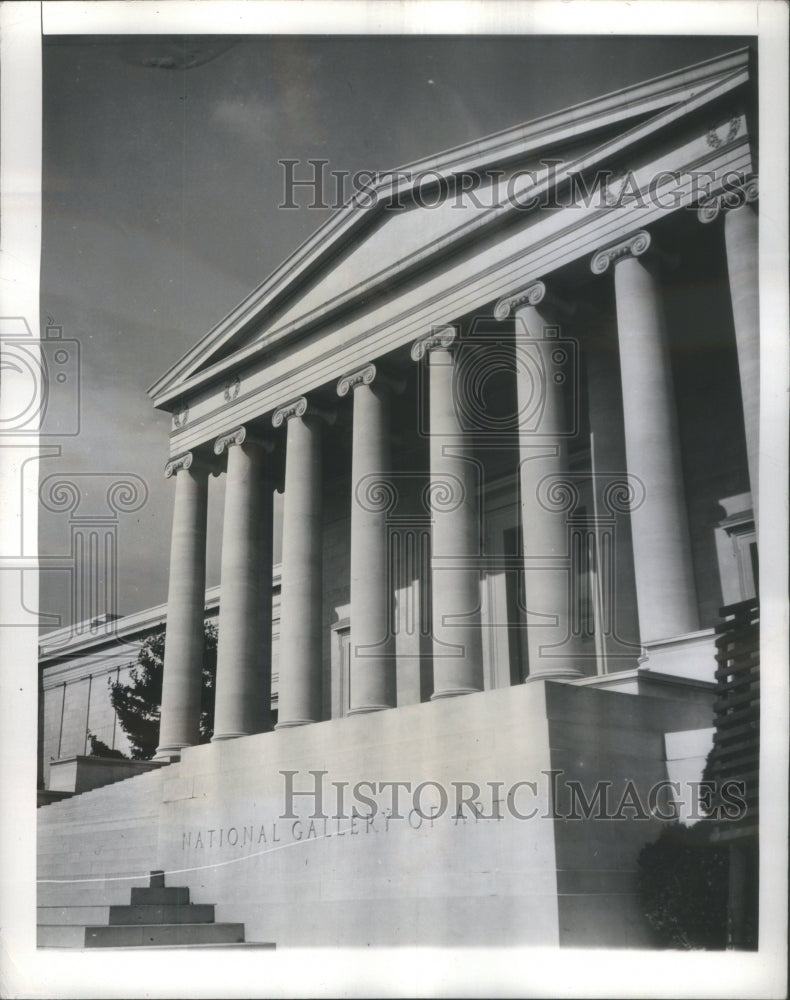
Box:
left=149, top=48, right=751, bottom=411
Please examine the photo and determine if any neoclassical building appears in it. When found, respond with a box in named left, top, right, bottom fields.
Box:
left=38, top=48, right=759, bottom=949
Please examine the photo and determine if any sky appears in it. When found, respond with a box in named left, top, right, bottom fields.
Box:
left=39, top=30, right=752, bottom=630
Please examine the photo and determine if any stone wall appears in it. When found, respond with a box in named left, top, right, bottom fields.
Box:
left=38, top=678, right=716, bottom=948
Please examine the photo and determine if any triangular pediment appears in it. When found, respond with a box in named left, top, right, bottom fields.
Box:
left=149, top=47, right=751, bottom=410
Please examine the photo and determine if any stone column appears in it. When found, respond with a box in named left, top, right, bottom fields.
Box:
left=272, top=397, right=331, bottom=727
left=212, top=426, right=275, bottom=741
left=583, top=321, right=642, bottom=666
left=699, top=176, right=759, bottom=520
left=155, top=452, right=209, bottom=761
left=591, top=230, right=699, bottom=642
left=495, top=282, right=584, bottom=680
left=411, top=327, right=484, bottom=698
left=337, top=363, right=399, bottom=714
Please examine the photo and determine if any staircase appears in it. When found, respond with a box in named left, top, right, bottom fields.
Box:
left=39, top=870, right=261, bottom=949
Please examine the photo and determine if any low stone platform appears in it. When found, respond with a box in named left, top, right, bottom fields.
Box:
left=38, top=680, right=713, bottom=948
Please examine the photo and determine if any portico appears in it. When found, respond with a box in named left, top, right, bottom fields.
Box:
left=147, top=48, right=758, bottom=762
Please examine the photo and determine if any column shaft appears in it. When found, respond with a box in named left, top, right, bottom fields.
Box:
left=275, top=411, right=323, bottom=726
left=515, top=303, right=584, bottom=679
left=723, top=202, right=759, bottom=519
left=613, top=255, right=699, bottom=641
left=348, top=381, right=396, bottom=713
left=213, top=437, right=274, bottom=740
left=422, top=337, right=484, bottom=698
left=584, top=329, right=642, bottom=666
left=155, top=459, right=209, bottom=760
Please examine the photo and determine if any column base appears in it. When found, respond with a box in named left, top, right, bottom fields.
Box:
left=430, top=687, right=482, bottom=701
left=346, top=704, right=395, bottom=716
left=153, top=743, right=190, bottom=762
left=211, top=732, right=249, bottom=742
left=523, top=670, right=585, bottom=684
left=274, top=718, right=317, bottom=730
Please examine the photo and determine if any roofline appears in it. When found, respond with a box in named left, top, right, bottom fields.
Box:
left=39, top=566, right=282, bottom=663
left=148, top=46, right=751, bottom=406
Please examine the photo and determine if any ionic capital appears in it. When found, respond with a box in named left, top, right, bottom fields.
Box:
left=164, top=452, right=195, bottom=479
left=272, top=396, right=335, bottom=428
left=494, top=280, right=546, bottom=320
left=336, top=363, right=375, bottom=397
left=213, top=425, right=273, bottom=456
left=697, top=175, right=758, bottom=224
left=590, top=230, right=651, bottom=275
left=337, top=362, right=405, bottom=397
left=410, top=325, right=457, bottom=362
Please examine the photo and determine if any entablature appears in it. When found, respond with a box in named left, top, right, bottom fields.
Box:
left=164, top=115, right=753, bottom=458
left=149, top=49, right=752, bottom=422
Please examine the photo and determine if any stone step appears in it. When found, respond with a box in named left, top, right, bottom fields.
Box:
left=37, top=905, right=109, bottom=926
left=130, top=886, right=190, bottom=905
left=84, top=922, right=246, bottom=948
left=109, top=904, right=214, bottom=926
left=38, top=924, right=87, bottom=948
left=42, top=766, right=164, bottom=800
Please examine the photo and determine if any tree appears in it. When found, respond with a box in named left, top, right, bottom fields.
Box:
left=87, top=731, right=127, bottom=760
left=109, top=622, right=218, bottom=760
left=637, top=820, right=729, bottom=949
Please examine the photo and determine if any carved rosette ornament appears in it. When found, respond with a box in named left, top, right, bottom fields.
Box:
left=272, top=396, right=335, bottom=428
left=172, top=404, right=189, bottom=429
left=697, top=175, right=758, bottom=224
left=590, top=230, right=652, bottom=275
left=410, top=325, right=458, bottom=361
left=493, top=280, right=546, bottom=321
left=223, top=375, right=241, bottom=402
left=705, top=115, right=741, bottom=150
